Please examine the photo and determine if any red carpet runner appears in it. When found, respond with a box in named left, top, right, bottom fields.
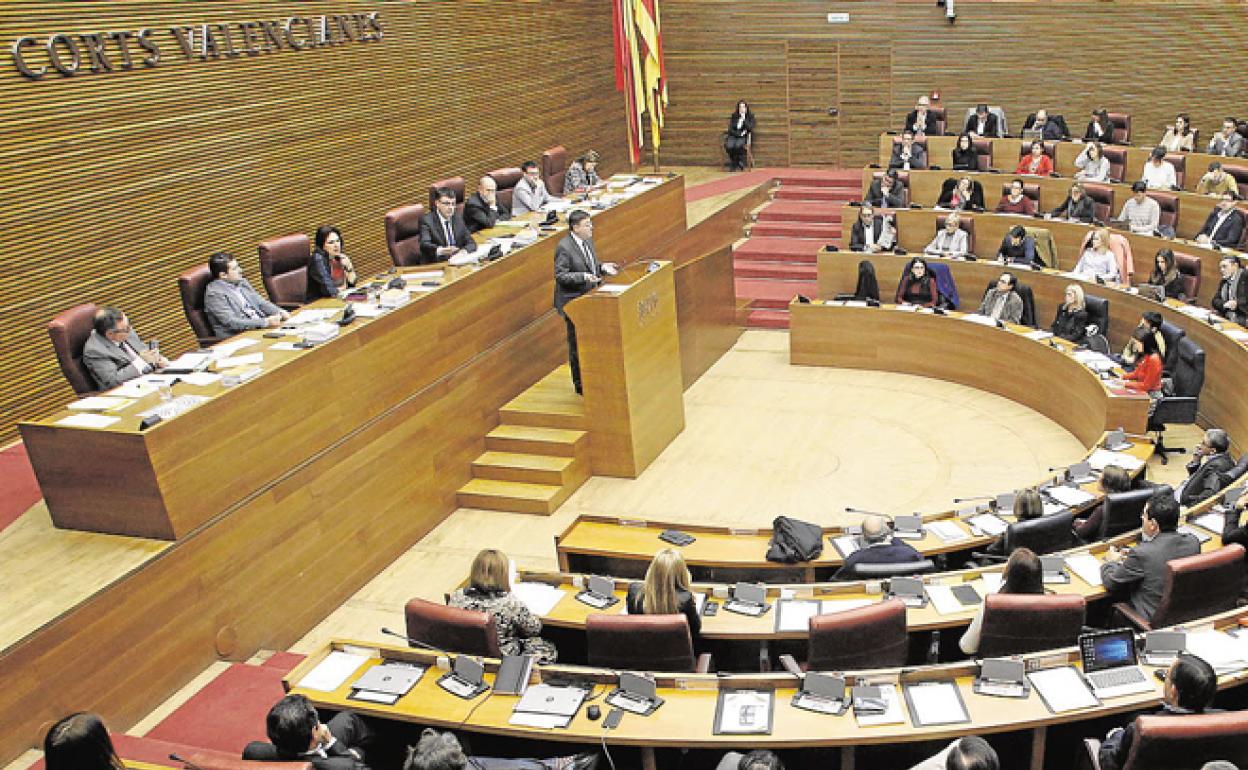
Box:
left=0, top=443, right=43, bottom=533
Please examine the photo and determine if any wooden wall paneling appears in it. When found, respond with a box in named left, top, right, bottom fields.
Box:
left=0, top=0, right=626, bottom=445
left=836, top=41, right=892, bottom=167
left=784, top=40, right=840, bottom=167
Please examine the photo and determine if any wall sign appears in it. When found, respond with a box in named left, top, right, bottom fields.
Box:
left=11, top=11, right=383, bottom=80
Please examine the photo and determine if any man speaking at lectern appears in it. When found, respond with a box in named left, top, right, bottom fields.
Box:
left=554, top=210, right=618, bottom=395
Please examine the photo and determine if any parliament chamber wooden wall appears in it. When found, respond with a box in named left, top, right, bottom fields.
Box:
left=0, top=0, right=624, bottom=444
left=659, top=0, right=1248, bottom=169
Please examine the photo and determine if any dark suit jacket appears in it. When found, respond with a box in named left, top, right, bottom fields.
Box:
left=553, top=233, right=603, bottom=314
left=1100, top=530, right=1201, bottom=620
left=849, top=217, right=887, bottom=252
left=307, top=248, right=339, bottom=300
left=1213, top=269, right=1248, bottom=321
left=243, top=711, right=371, bottom=770
left=904, top=109, right=938, bottom=136
left=1024, top=114, right=1068, bottom=140
left=463, top=192, right=511, bottom=234
left=626, top=582, right=701, bottom=637
left=418, top=211, right=477, bottom=264
left=1099, top=705, right=1210, bottom=770
left=866, top=179, right=905, bottom=208
left=1199, top=208, right=1245, bottom=248
left=1180, top=452, right=1236, bottom=507
left=1052, top=195, right=1095, bottom=223
left=82, top=329, right=149, bottom=390
left=889, top=143, right=927, bottom=170
left=835, top=539, right=922, bottom=580
left=964, top=113, right=1000, bottom=137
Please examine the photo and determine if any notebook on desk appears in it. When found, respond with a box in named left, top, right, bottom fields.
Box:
left=1079, top=628, right=1153, bottom=699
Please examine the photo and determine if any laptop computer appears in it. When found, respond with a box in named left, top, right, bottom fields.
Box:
left=893, top=515, right=924, bottom=540
left=605, top=672, right=664, bottom=715
left=724, top=582, right=770, bottom=617
left=888, top=576, right=928, bottom=608
left=1142, top=631, right=1186, bottom=667
left=437, top=655, right=489, bottom=699
left=1041, top=556, right=1070, bottom=584
left=792, top=672, right=848, bottom=715
left=1079, top=629, right=1153, bottom=698
left=576, top=575, right=620, bottom=609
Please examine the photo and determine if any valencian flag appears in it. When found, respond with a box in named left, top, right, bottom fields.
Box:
left=613, top=0, right=667, bottom=166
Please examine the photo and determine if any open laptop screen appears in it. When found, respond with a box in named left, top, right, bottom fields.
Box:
left=1081, top=629, right=1137, bottom=673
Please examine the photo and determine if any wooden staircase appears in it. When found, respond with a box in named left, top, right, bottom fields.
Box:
left=456, top=366, right=591, bottom=514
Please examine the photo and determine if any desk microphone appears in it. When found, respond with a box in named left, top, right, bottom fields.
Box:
left=952, top=494, right=995, bottom=503
left=844, top=507, right=890, bottom=519
left=380, top=627, right=453, bottom=659
left=169, top=754, right=208, bottom=770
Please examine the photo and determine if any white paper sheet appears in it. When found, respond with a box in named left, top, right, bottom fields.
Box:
left=1192, top=512, right=1228, bottom=534
left=1066, top=553, right=1104, bottom=587
left=107, top=380, right=160, bottom=398
left=508, top=712, right=569, bottom=729
left=512, top=582, right=567, bottom=616
left=166, top=352, right=214, bottom=370
left=925, top=585, right=965, bottom=616
left=1087, top=448, right=1145, bottom=472
left=968, top=513, right=1008, bottom=536
left=179, top=372, right=221, bottom=386
left=855, top=684, right=906, bottom=726
left=1186, top=630, right=1248, bottom=674
left=56, top=413, right=121, bottom=429
left=287, top=308, right=338, bottom=325
left=905, top=681, right=969, bottom=726
left=1028, top=666, right=1098, bottom=713
left=960, top=313, right=1001, bottom=328
left=831, top=535, right=860, bottom=557
left=1024, top=330, right=1055, bottom=341
left=298, top=651, right=370, bottom=692
left=350, top=303, right=387, bottom=318
left=776, top=600, right=821, bottom=632
left=210, top=339, right=257, bottom=358
left=67, top=396, right=133, bottom=411
left=596, top=284, right=631, bottom=294
left=927, top=520, right=969, bottom=542
left=216, top=353, right=264, bottom=369
left=979, top=572, right=1004, bottom=594
left=1046, top=486, right=1097, bottom=507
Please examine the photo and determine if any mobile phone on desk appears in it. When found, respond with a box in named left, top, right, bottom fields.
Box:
left=603, top=708, right=624, bottom=730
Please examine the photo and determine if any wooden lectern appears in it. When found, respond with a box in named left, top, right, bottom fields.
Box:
left=566, top=260, right=685, bottom=477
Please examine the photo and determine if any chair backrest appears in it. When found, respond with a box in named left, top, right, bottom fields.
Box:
left=1107, top=112, right=1132, bottom=144
left=1222, top=164, right=1248, bottom=198
left=962, top=105, right=1009, bottom=135
left=1083, top=294, right=1109, bottom=337
left=850, top=559, right=937, bottom=579
left=542, top=146, right=568, bottom=196
left=1103, top=146, right=1128, bottom=183
left=1124, top=709, right=1248, bottom=769
left=258, top=234, right=311, bottom=306
left=1171, top=336, right=1205, bottom=398
left=1164, top=153, right=1187, bottom=188
left=1150, top=544, right=1246, bottom=629
left=178, top=264, right=218, bottom=344
left=586, top=614, right=696, bottom=672
left=428, top=176, right=466, bottom=218
left=404, top=597, right=502, bottom=658
left=1157, top=320, right=1186, bottom=374
left=977, top=593, right=1086, bottom=657
left=1148, top=191, right=1180, bottom=231
left=48, top=303, right=99, bottom=395
left=384, top=203, right=427, bottom=268
left=1099, top=488, right=1154, bottom=540
left=808, top=598, right=908, bottom=670
left=1016, top=282, right=1037, bottom=327
left=934, top=213, right=975, bottom=253
left=487, top=167, right=523, bottom=210
left=929, top=105, right=947, bottom=136
left=1225, top=453, right=1248, bottom=484
left=1004, top=511, right=1075, bottom=555
left=972, top=138, right=992, bottom=171
left=1082, top=182, right=1115, bottom=222
left=1172, top=253, right=1201, bottom=301
left=1023, top=227, right=1056, bottom=270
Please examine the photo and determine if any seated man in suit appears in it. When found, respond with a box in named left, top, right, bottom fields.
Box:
left=1207, top=118, right=1245, bottom=158
left=1212, top=254, right=1248, bottom=324
left=1100, top=488, right=1200, bottom=622
left=244, top=694, right=373, bottom=770
left=1176, top=429, right=1236, bottom=507
left=512, top=160, right=557, bottom=216
left=463, top=176, right=512, bottom=234
left=404, top=727, right=598, bottom=770
left=866, top=169, right=906, bottom=208
left=977, top=272, right=1024, bottom=324
left=889, top=130, right=927, bottom=170
left=555, top=210, right=618, bottom=395
left=964, top=104, right=1000, bottom=139
left=903, top=95, right=938, bottom=137
left=848, top=204, right=894, bottom=253
left=420, top=187, right=477, bottom=265
left=835, top=515, right=922, bottom=579
left=203, top=252, right=288, bottom=339
left=81, top=306, right=169, bottom=390
left=1026, top=109, right=1066, bottom=140
left=1196, top=193, right=1245, bottom=249
left=1098, top=653, right=1218, bottom=770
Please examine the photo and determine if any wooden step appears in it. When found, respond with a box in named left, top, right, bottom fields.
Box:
left=471, top=451, right=588, bottom=486
left=456, top=478, right=572, bottom=515
left=484, top=424, right=587, bottom=456
left=499, top=400, right=586, bottom=430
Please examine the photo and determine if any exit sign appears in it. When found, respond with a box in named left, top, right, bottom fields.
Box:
left=826, top=12, right=850, bottom=22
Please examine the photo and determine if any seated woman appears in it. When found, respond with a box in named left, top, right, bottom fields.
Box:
left=982, top=490, right=1043, bottom=558
left=563, top=149, right=602, bottom=193
left=1084, top=108, right=1113, bottom=143
left=1159, top=113, right=1195, bottom=153
left=995, top=179, right=1036, bottom=216
left=937, top=177, right=984, bottom=211
left=307, top=225, right=357, bottom=300
left=1119, top=325, right=1163, bottom=394
left=1148, top=248, right=1187, bottom=300
left=1074, top=464, right=1132, bottom=541
left=924, top=213, right=970, bottom=259
left=45, top=712, right=124, bottom=770
left=448, top=548, right=558, bottom=662
left=1074, top=227, right=1122, bottom=283
left=960, top=547, right=1043, bottom=656
left=853, top=259, right=881, bottom=302
left=626, top=548, right=701, bottom=638
left=1050, top=183, right=1095, bottom=223
left=1141, top=146, right=1178, bottom=189
left=895, top=257, right=940, bottom=307
left=951, top=133, right=978, bottom=171
left=1015, top=141, right=1053, bottom=176
left=996, top=225, right=1042, bottom=268
left=1051, top=283, right=1090, bottom=342
left=1074, top=142, right=1111, bottom=182
left=724, top=100, right=755, bottom=171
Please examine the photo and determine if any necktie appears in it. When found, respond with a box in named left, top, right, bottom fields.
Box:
left=581, top=240, right=597, bottom=274
left=443, top=218, right=454, bottom=249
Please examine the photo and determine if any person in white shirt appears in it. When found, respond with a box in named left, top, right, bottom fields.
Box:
left=1074, top=228, right=1122, bottom=282
left=1074, top=141, right=1111, bottom=182
left=924, top=212, right=970, bottom=258
left=1141, top=146, right=1177, bottom=190
left=1115, top=181, right=1161, bottom=235
left=512, top=160, right=556, bottom=216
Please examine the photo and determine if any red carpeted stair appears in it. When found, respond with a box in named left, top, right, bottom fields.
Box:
left=733, top=169, right=861, bottom=329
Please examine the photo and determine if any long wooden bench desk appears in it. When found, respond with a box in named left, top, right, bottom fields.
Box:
left=17, top=175, right=687, bottom=539
left=288, top=605, right=1248, bottom=770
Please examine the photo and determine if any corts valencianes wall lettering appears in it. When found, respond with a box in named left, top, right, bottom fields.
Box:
left=11, top=11, right=383, bottom=80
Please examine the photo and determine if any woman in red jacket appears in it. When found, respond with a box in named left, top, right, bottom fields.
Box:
left=1015, top=141, right=1054, bottom=176
left=1121, top=326, right=1163, bottom=394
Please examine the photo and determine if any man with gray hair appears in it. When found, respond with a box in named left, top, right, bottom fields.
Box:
left=82, top=306, right=169, bottom=390
left=1177, top=428, right=1235, bottom=507
left=834, top=514, right=923, bottom=580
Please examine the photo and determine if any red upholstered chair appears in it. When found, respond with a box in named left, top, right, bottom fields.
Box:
left=1113, top=544, right=1246, bottom=632
left=1107, top=112, right=1132, bottom=145
left=976, top=594, right=1085, bottom=657
left=1222, top=164, right=1248, bottom=198
left=1147, top=191, right=1180, bottom=233
left=781, top=599, right=909, bottom=672
left=929, top=105, right=947, bottom=136
left=487, top=167, right=524, bottom=211
left=258, top=234, right=311, bottom=309
left=586, top=614, right=711, bottom=673
left=541, top=146, right=568, bottom=196
left=1103, top=146, right=1128, bottom=183
left=971, top=138, right=992, bottom=171
left=935, top=213, right=975, bottom=253
left=1164, top=153, right=1187, bottom=188
left=48, top=303, right=99, bottom=395
left=1083, top=183, right=1115, bottom=222
left=385, top=203, right=427, bottom=268
left=428, top=176, right=466, bottom=217
left=1080, top=711, right=1248, bottom=770
left=404, top=597, right=503, bottom=658
left=1001, top=182, right=1041, bottom=205
left=1173, top=252, right=1201, bottom=299
left=178, top=264, right=220, bottom=347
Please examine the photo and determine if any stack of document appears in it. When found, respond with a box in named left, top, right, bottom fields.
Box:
left=68, top=396, right=134, bottom=412
left=960, top=313, right=1000, bottom=328
left=287, top=308, right=339, bottom=325
left=775, top=599, right=874, bottom=632
left=1087, top=448, right=1145, bottom=472
left=1186, top=630, right=1248, bottom=674
left=967, top=513, right=1008, bottom=536
left=211, top=339, right=257, bottom=359
left=216, top=353, right=264, bottom=370
left=299, top=650, right=370, bottom=691
left=1024, top=329, right=1055, bottom=341
left=511, top=582, right=566, bottom=616
left=1065, top=553, right=1104, bottom=587
left=1028, top=666, right=1098, bottom=713
left=1046, top=486, right=1096, bottom=508
left=1072, top=350, right=1117, bottom=373
left=927, top=520, right=970, bottom=542
left=978, top=572, right=1004, bottom=594
left=1176, top=304, right=1213, bottom=322
left=854, top=684, right=906, bottom=726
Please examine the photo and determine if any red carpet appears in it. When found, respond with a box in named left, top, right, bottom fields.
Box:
left=144, top=663, right=289, bottom=754
left=0, top=443, right=42, bottom=533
